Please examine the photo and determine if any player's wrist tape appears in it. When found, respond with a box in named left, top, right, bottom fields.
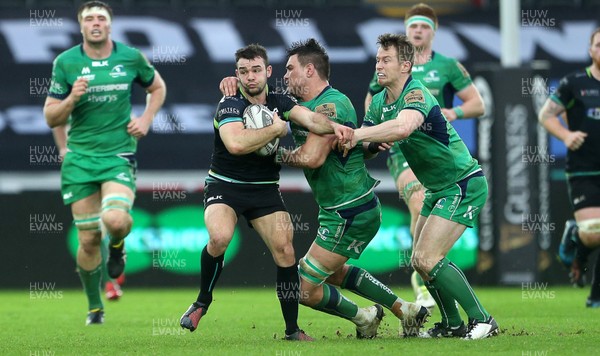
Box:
left=453, top=106, right=465, bottom=119
left=367, top=142, right=381, bottom=154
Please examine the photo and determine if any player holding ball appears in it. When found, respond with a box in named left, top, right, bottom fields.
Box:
left=179, top=43, right=352, bottom=341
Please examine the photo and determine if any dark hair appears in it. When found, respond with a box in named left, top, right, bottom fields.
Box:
left=591, top=27, right=600, bottom=45
left=235, top=44, right=269, bottom=67
left=377, top=33, right=415, bottom=65
left=77, top=1, right=113, bottom=22
left=286, top=38, right=330, bottom=81
left=405, top=3, right=438, bottom=30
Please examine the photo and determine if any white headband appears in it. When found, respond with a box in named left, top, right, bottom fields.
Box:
left=80, top=7, right=112, bottom=25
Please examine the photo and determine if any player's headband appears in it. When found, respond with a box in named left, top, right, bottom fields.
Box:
left=405, top=15, right=436, bottom=31
left=79, top=7, right=112, bottom=25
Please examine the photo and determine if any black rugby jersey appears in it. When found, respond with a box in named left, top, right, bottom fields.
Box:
left=208, top=88, right=297, bottom=183
left=551, top=67, right=600, bottom=175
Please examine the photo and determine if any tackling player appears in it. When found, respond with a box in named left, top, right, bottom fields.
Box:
left=347, top=33, right=497, bottom=340
left=364, top=3, right=485, bottom=313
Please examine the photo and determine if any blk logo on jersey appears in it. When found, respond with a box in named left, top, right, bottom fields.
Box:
left=206, top=195, right=222, bottom=203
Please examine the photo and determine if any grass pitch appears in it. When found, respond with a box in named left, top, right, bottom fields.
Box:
left=1, top=286, right=599, bottom=355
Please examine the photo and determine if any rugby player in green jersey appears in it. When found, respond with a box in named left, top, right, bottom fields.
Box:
left=346, top=33, right=497, bottom=339
left=363, top=4, right=485, bottom=311
left=44, top=1, right=166, bottom=325
left=538, top=28, right=600, bottom=307
left=279, top=39, right=430, bottom=337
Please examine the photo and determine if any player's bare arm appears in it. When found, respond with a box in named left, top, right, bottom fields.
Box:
left=343, top=110, right=424, bottom=156
left=52, top=125, right=68, bottom=159
left=538, top=98, right=587, bottom=151
left=288, top=105, right=353, bottom=142
left=43, top=78, right=88, bottom=128
left=127, top=71, right=167, bottom=139
left=279, top=133, right=335, bottom=169
left=441, top=84, right=484, bottom=121
left=219, top=112, right=287, bottom=155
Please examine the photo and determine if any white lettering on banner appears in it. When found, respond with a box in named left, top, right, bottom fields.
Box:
left=4, top=106, right=50, bottom=134
left=110, top=17, right=194, bottom=60
left=455, top=21, right=595, bottom=63
left=0, top=104, right=218, bottom=134
left=0, top=17, right=595, bottom=64
left=189, top=19, right=244, bottom=63
left=504, top=104, right=530, bottom=224
left=272, top=21, right=368, bottom=63
left=0, top=19, right=78, bottom=63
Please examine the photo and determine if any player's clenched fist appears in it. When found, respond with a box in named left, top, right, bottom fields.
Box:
left=272, top=112, right=288, bottom=138
left=70, top=78, right=88, bottom=103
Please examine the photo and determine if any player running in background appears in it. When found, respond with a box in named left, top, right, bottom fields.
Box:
left=347, top=33, right=497, bottom=339
left=364, top=3, right=485, bottom=311
left=538, top=27, right=600, bottom=308
left=179, top=44, right=353, bottom=341
left=53, top=124, right=125, bottom=301
left=44, top=1, right=166, bottom=325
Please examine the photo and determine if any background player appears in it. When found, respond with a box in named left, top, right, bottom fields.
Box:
left=538, top=27, right=600, bottom=308
left=44, top=1, right=166, bottom=324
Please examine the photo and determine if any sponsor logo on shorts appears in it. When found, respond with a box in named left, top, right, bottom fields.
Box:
left=448, top=196, right=460, bottom=212
left=63, top=192, right=73, bottom=200
left=115, top=172, right=131, bottom=182
left=206, top=195, right=222, bottom=203
left=347, top=240, right=365, bottom=254
left=463, top=205, right=479, bottom=220
left=434, top=198, right=446, bottom=210
left=573, top=195, right=586, bottom=205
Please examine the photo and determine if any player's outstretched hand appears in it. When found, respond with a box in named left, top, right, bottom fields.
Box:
left=564, top=131, right=587, bottom=151
left=219, top=76, right=239, bottom=97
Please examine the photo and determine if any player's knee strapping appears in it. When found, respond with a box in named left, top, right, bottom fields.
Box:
left=101, top=193, right=132, bottom=214
left=73, top=213, right=101, bottom=231
left=298, top=254, right=334, bottom=285
left=578, top=218, right=600, bottom=235
left=401, top=180, right=423, bottom=203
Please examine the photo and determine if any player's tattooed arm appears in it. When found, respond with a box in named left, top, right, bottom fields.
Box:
left=538, top=98, right=587, bottom=151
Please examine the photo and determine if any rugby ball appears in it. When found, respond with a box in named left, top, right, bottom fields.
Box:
left=242, top=104, right=280, bottom=156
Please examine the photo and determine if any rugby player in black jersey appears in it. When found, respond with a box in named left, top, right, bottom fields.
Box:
left=178, top=44, right=353, bottom=340
left=539, top=28, right=600, bottom=308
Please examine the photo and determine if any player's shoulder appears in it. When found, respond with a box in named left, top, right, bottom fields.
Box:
left=317, top=86, right=351, bottom=104
left=113, top=41, right=145, bottom=59
left=218, top=93, right=245, bottom=109
left=268, top=90, right=298, bottom=103
left=54, top=44, right=84, bottom=64
left=557, top=70, right=584, bottom=88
